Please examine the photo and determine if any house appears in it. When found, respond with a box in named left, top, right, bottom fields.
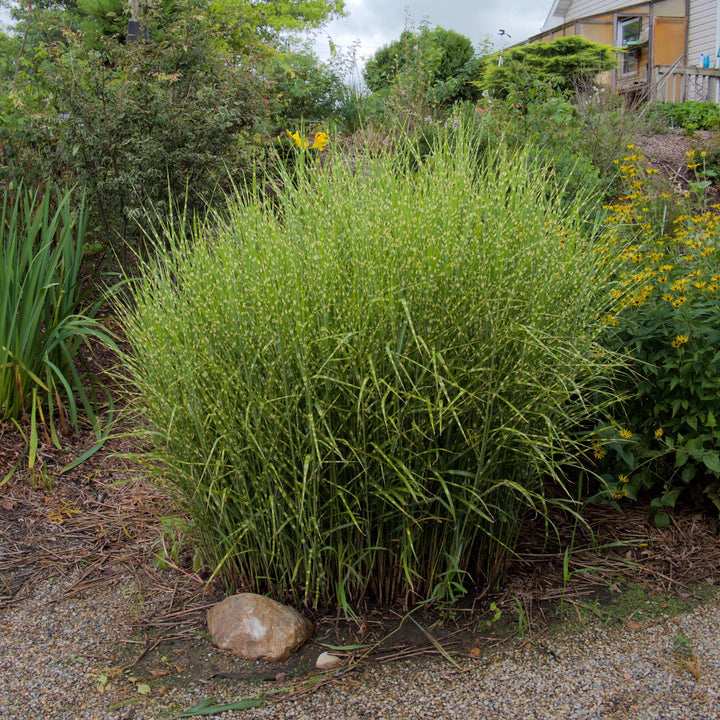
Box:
left=523, top=0, right=720, bottom=103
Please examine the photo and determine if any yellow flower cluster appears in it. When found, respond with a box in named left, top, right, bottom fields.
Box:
left=286, top=130, right=329, bottom=152
left=599, top=150, right=720, bottom=330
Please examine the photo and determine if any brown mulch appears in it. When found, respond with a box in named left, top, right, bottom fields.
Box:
left=636, top=128, right=720, bottom=204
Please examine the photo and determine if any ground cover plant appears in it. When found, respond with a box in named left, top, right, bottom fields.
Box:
left=593, top=147, right=720, bottom=524
left=645, top=101, right=720, bottom=132
left=121, top=130, right=626, bottom=612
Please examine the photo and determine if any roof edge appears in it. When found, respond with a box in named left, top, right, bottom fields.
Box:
left=543, top=0, right=573, bottom=30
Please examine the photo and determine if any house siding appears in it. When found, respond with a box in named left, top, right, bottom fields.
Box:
left=562, top=0, right=628, bottom=20
left=536, top=0, right=720, bottom=103
left=550, top=0, right=684, bottom=25
left=687, top=0, right=717, bottom=64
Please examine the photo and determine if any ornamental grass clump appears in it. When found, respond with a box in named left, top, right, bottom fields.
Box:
left=123, top=131, right=622, bottom=611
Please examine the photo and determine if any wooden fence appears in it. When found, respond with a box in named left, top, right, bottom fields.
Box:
left=651, top=64, right=720, bottom=104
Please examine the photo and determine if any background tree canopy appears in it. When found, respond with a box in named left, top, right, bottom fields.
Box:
left=364, top=24, right=481, bottom=108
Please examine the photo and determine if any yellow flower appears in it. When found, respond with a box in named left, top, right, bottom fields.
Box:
left=311, top=131, right=329, bottom=151
left=618, top=473, right=630, bottom=484
left=619, top=428, right=633, bottom=439
left=671, top=334, right=689, bottom=348
left=686, top=150, right=696, bottom=157
left=312, top=132, right=330, bottom=152
left=655, top=428, right=664, bottom=438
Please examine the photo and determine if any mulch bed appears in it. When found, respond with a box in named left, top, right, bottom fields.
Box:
left=2, top=408, right=719, bottom=649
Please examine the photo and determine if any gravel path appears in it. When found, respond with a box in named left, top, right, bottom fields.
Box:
left=2, top=571, right=719, bottom=720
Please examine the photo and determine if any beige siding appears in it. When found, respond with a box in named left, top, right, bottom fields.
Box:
left=563, top=0, right=627, bottom=20
left=654, top=0, right=686, bottom=16
left=687, top=0, right=717, bottom=64
left=562, top=0, right=651, bottom=21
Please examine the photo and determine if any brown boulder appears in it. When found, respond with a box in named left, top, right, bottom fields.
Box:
left=207, top=593, right=312, bottom=661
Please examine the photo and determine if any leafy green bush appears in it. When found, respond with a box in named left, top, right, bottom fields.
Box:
left=122, top=131, right=624, bottom=611
left=0, top=185, right=113, bottom=462
left=477, top=36, right=616, bottom=101
left=1, top=0, right=349, bottom=261
left=645, top=101, right=720, bottom=132
left=364, top=24, right=480, bottom=110
left=0, top=8, right=269, bottom=259
left=466, top=87, right=630, bottom=217
left=594, top=149, right=720, bottom=524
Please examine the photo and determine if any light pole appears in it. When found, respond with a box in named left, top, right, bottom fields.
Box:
left=498, top=29, right=511, bottom=66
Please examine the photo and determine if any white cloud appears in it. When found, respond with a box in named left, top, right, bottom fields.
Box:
left=312, top=0, right=554, bottom=64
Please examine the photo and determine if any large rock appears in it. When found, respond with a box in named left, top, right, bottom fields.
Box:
left=207, top=593, right=312, bottom=661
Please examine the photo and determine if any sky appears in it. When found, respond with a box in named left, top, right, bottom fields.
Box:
left=311, top=0, right=555, bottom=69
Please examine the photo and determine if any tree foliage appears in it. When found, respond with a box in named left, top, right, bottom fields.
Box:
left=262, top=39, right=350, bottom=126
left=364, top=25, right=480, bottom=108
left=0, top=0, right=347, bottom=258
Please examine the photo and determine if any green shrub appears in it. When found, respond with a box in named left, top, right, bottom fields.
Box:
left=477, top=36, right=616, bottom=101
left=1, top=2, right=272, bottom=261
left=466, top=93, right=619, bottom=218
left=364, top=24, right=480, bottom=111
left=0, top=185, right=113, bottom=459
left=122, top=131, right=624, bottom=611
left=594, top=149, right=720, bottom=524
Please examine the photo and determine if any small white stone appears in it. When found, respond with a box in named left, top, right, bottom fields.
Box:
left=315, top=651, right=342, bottom=671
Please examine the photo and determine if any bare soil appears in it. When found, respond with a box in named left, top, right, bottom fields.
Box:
left=636, top=128, right=720, bottom=203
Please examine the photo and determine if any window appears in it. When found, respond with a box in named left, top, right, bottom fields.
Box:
left=619, top=17, right=641, bottom=75
left=619, top=17, right=641, bottom=47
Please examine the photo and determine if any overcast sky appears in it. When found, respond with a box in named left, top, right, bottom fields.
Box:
left=312, top=0, right=555, bottom=68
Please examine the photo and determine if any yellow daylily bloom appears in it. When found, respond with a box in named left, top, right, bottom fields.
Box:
left=312, top=132, right=329, bottom=152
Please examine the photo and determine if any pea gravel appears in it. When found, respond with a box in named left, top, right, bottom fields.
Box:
left=1, top=572, right=719, bottom=720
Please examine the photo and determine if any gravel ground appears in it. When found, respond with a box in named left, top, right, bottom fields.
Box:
left=2, top=571, right=719, bottom=720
